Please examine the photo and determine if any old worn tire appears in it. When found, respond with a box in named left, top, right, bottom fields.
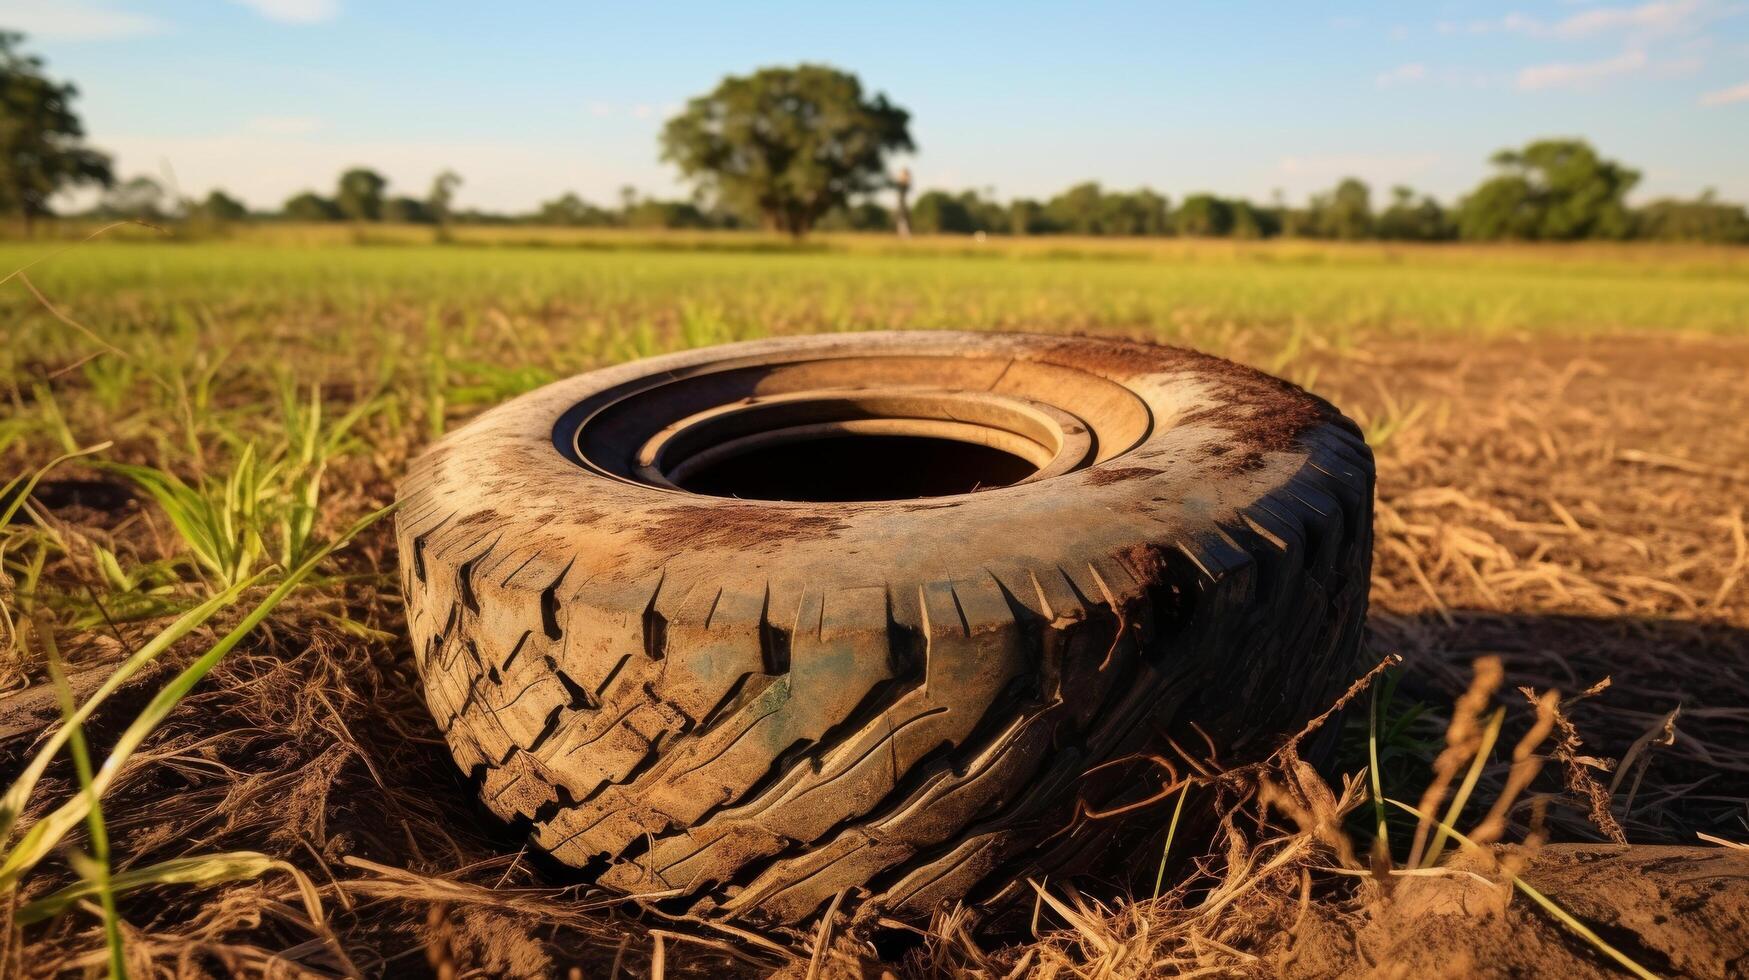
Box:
left=395, top=331, right=1373, bottom=927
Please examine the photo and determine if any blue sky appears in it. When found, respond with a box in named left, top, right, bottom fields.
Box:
left=6, top=0, right=1748, bottom=212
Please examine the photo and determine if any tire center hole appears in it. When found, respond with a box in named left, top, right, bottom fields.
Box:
left=673, top=433, right=1040, bottom=502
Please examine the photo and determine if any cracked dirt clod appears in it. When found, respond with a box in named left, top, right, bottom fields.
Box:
left=394, top=331, right=1376, bottom=928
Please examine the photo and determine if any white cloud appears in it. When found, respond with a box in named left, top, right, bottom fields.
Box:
left=0, top=1, right=167, bottom=40
left=1699, top=79, right=1749, bottom=103
left=1375, top=63, right=1428, bottom=88
left=1437, top=13, right=1543, bottom=35
left=1439, top=0, right=1728, bottom=38
left=243, top=115, right=322, bottom=136
left=1517, top=49, right=1648, bottom=89
left=230, top=0, right=338, bottom=24
left=1552, top=0, right=1707, bottom=37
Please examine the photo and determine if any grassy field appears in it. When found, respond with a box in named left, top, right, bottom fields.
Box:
left=5, top=234, right=1744, bottom=448
left=4, top=234, right=1741, bottom=487
left=2, top=234, right=1746, bottom=976
left=11, top=233, right=1749, bottom=346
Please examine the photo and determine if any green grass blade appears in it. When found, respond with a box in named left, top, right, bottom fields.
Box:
left=0, top=442, right=114, bottom=530
left=0, top=575, right=263, bottom=844
left=17, top=851, right=297, bottom=925
left=100, top=462, right=224, bottom=580
left=1150, top=781, right=1191, bottom=901
left=1422, top=706, right=1505, bottom=869
left=1386, top=799, right=1657, bottom=980
left=41, top=620, right=127, bottom=979
left=1370, top=681, right=1390, bottom=855
left=0, top=503, right=394, bottom=890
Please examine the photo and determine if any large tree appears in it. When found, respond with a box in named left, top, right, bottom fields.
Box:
left=335, top=166, right=388, bottom=221
left=1308, top=177, right=1373, bottom=240
left=427, top=169, right=461, bottom=225
left=660, top=65, right=913, bottom=236
left=283, top=190, right=340, bottom=221
left=0, top=33, right=113, bottom=230
left=1174, top=193, right=1235, bottom=237
left=1457, top=139, right=1639, bottom=241
left=911, top=189, right=1003, bottom=234
left=1636, top=189, right=1749, bottom=244
left=911, top=190, right=979, bottom=234
left=1039, top=182, right=1170, bottom=236
left=192, top=189, right=248, bottom=224
left=1377, top=185, right=1453, bottom=241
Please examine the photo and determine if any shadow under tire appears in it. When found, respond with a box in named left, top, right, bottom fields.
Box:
left=395, top=331, right=1374, bottom=928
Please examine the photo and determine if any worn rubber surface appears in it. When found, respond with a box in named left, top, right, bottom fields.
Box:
left=395, top=331, right=1373, bottom=927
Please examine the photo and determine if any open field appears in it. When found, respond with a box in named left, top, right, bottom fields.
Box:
left=8, top=232, right=1749, bottom=347
left=2, top=236, right=1747, bottom=975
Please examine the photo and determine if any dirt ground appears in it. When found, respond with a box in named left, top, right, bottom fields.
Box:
left=1327, top=333, right=1749, bottom=845
left=4, top=330, right=1748, bottom=977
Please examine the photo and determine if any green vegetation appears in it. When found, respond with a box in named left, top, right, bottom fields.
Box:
left=60, top=135, right=1749, bottom=243
left=57, top=136, right=1746, bottom=245
left=1457, top=139, right=1641, bottom=241
left=879, top=138, right=1749, bottom=243
left=1, top=420, right=386, bottom=970
left=661, top=64, right=913, bottom=236
left=0, top=33, right=113, bottom=231
left=4, top=238, right=1743, bottom=380
left=5, top=235, right=1737, bottom=635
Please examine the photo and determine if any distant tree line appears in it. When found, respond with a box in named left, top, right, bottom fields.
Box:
left=4, top=41, right=1747, bottom=244
left=835, top=140, right=1749, bottom=243
left=649, top=66, right=1749, bottom=243
left=75, top=167, right=746, bottom=232
left=68, top=143, right=1749, bottom=245
left=86, top=145, right=1749, bottom=247
left=278, top=167, right=464, bottom=226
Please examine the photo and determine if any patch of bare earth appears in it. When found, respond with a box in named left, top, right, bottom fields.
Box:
left=1339, top=333, right=1749, bottom=843
left=4, top=332, right=1747, bottom=977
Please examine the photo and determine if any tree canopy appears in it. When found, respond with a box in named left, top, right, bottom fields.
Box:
left=1308, top=178, right=1373, bottom=240
left=192, top=189, right=248, bottom=224
left=335, top=167, right=388, bottom=221
left=1636, top=189, right=1749, bottom=244
left=427, top=170, right=461, bottom=225
left=1175, top=194, right=1234, bottom=237
left=1044, top=183, right=1170, bottom=236
left=283, top=190, right=340, bottom=222
left=1457, top=139, right=1639, bottom=241
left=0, top=32, right=112, bottom=228
left=911, top=189, right=1001, bottom=234
left=660, top=64, right=913, bottom=236
left=1377, top=186, right=1454, bottom=241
